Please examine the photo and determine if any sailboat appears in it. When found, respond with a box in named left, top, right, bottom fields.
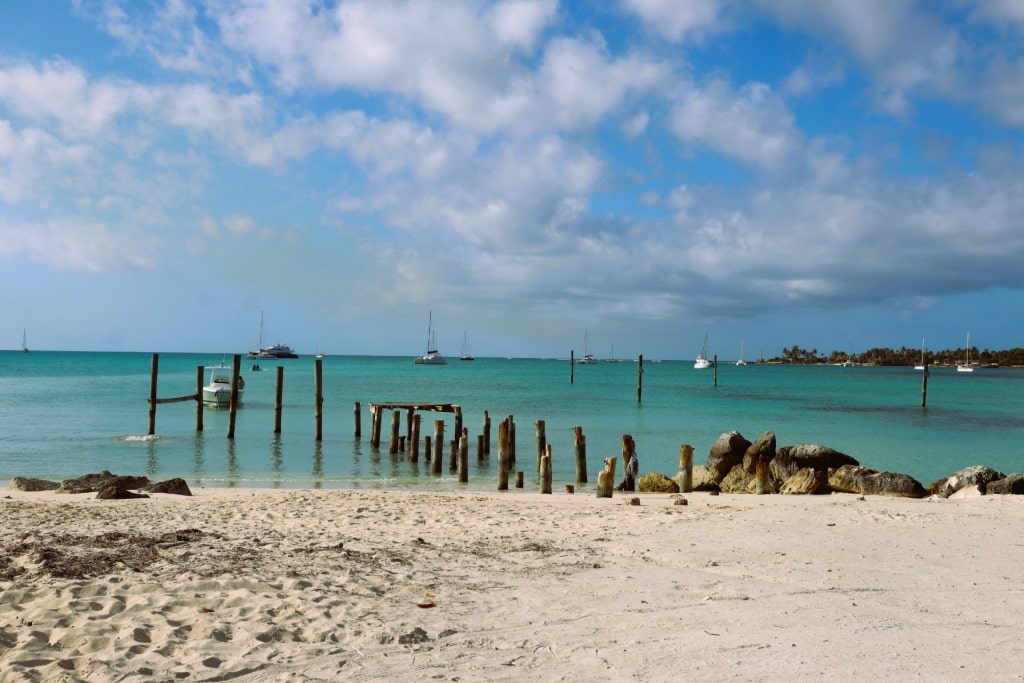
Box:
left=315, top=337, right=324, bottom=360
left=415, top=311, right=447, bottom=365
left=694, top=334, right=711, bottom=369
left=459, top=331, right=475, bottom=361
left=606, top=342, right=622, bottom=363
left=576, top=327, right=597, bottom=364
left=21, top=329, right=29, bottom=354
left=736, top=340, right=747, bottom=366
left=914, top=340, right=926, bottom=370
left=957, top=333, right=974, bottom=373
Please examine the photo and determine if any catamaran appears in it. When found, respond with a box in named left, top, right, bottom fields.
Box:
left=694, top=334, right=711, bottom=369
left=415, top=311, right=447, bottom=364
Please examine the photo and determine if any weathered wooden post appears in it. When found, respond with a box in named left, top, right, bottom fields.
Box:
left=497, top=418, right=510, bottom=491
left=637, top=354, right=643, bottom=402
left=314, top=357, right=323, bottom=442
left=227, top=354, right=241, bottom=439
left=353, top=401, right=361, bottom=439
left=515, top=471, right=524, bottom=488
left=195, top=365, right=204, bottom=432
left=535, top=420, right=546, bottom=473
left=574, top=425, right=587, bottom=483
left=508, top=414, right=516, bottom=470
left=458, top=428, right=469, bottom=483
left=432, top=420, right=445, bottom=474
left=274, top=366, right=284, bottom=434
left=424, top=435, right=432, bottom=465
left=678, top=443, right=694, bottom=493
left=477, top=434, right=485, bottom=461
left=370, top=404, right=382, bottom=448
left=449, top=437, right=458, bottom=472
left=921, top=362, right=929, bottom=407
left=713, top=354, right=718, bottom=386
left=148, top=353, right=159, bottom=436
left=411, top=414, right=421, bottom=462
left=540, top=444, right=552, bottom=494
left=483, top=410, right=491, bottom=455
left=570, top=350, right=575, bottom=383
left=596, top=457, right=617, bottom=498
left=454, top=406, right=462, bottom=449
left=389, top=410, right=401, bottom=454
left=755, top=455, right=771, bottom=494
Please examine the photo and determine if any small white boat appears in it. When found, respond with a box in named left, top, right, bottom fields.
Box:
left=202, top=364, right=244, bottom=407
left=21, top=329, right=29, bottom=354
left=576, top=327, right=597, bottom=364
left=914, top=339, right=926, bottom=370
left=415, top=311, right=447, bottom=365
left=459, top=331, right=475, bottom=361
left=736, top=340, right=747, bottom=366
left=606, top=343, right=622, bottom=363
left=694, top=334, right=711, bottom=369
left=957, top=333, right=974, bottom=373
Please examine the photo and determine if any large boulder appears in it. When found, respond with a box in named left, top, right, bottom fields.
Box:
left=638, top=472, right=679, bottom=493
left=687, top=465, right=719, bottom=492
left=927, top=466, right=1006, bottom=498
left=771, top=444, right=859, bottom=481
left=8, top=477, right=59, bottom=492
left=56, top=471, right=150, bottom=495
left=719, top=465, right=755, bottom=493
left=96, top=484, right=150, bottom=500
left=780, top=468, right=830, bottom=495
left=987, top=473, right=1024, bottom=495
left=146, top=478, right=193, bottom=496
left=742, top=431, right=776, bottom=474
left=828, top=465, right=926, bottom=498
left=706, top=431, right=751, bottom=483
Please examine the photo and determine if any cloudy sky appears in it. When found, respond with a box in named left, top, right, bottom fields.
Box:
left=2, top=0, right=1022, bottom=360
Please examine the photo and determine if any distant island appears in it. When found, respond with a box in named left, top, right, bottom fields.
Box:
left=767, top=345, right=1024, bottom=367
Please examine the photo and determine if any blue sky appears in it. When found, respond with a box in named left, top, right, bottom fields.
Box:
left=2, top=0, right=1022, bottom=360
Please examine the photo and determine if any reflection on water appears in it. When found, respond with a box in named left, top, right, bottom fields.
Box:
left=192, top=433, right=206, bottom=485
left=226, top=440, right=239, bottom=486
left=312, top=441, right=323, bottom=488
left=271, top=436, right=283, bottom=488
left=146, top=439, right=158, bottom=476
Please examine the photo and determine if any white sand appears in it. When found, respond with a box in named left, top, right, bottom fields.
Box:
left=2, top=487, right=1023, bottom=682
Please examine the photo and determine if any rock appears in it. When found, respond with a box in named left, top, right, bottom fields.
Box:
left=638, top=472, right=678, bottom=493
left=674, top=497, right=688, bottom=506
left=688, top=465, right=719, bottom=492
left=145, top=478, right=193, bottom=496
left=56, top=471, right=150, bottom=495
left=8, top=477, right=59, bottom=492
left=828, top=465, right=927, bottom=498
left=780, top=467, right=831, bottom=495
left=987, top=473, right=1024, bottom=495
left=927, top=466, right=1006, bottom=498
left=771, top=444, right=859, bottom=481
left=742, top=431, right=776, bottom=473
left=706, top=431, right=751, bottom=483
left=948, top=485, right=983, bottom=499
left=719, top=464, right=754, bottom=493
left=626, top=497, right=640, bottom=506
left=96, top=483, right=150, bottom=499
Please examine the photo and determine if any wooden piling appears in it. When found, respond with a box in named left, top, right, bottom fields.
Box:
left=570, top=350, right=575, bottom=383
left=432, top=420, right=444, bottom=474
left=921, top=362, right=929, bottom=407
left=540, top=444, right=552, bottom=494
left=148, top=353, right=159, bottom=436
left=314, top=357, right=323, bottom=442
left=454, top=407, right=463, bottom=451
left=477, top=433, right=485, bottom=461
left=458, top=428, right=469, bottom=483
left=713, top=354, right=718, bottom=386
left=227, top=355, right=241, bottom=439
left=497, top=418, right=510, bottom=491
left=424, top=435, right=432, bottom=465
left=535, top=420, right=546, bottom=473
left=637, top=354, right=643, bottom=403
left=515, top=471, right=524, bottom=488
left=353, top=401, right=361, bottom=438
left=755, top=455, right=771, bottom=494
left=483, top=410, right=491, bottom=455
left=449, top=437, right=458, bottom=472
left=389, top=410, right=400, bottom=454
left=574, top=425, right=587, bottom=483
left=195, top=365, right=204, bottom=432
left=411, top=414, right=421, bottom=462
left=508, top=415, right=516, bottom=470
left=678, top=444, right=694, bottom=493
left=370, top=405, right=382, bottom=448
left=274, top=366, right=284, bottom=434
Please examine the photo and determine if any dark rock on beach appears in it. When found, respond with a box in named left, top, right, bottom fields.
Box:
left=56, top=471, right=150, bottom=495
left=986, top=473, right=1024, bottom=495
left=771, top=444, right=859, bottom=481
left=8, top=477, right=60, bottom=492
left=829, top=465, right=927, bottom=498
left=779, top=467, right=830, bottom=495
left=638, top=472, right=679, bottom=493
left=96, top=483, right=151, bottom=500
left=146, top=478, right=193, bottom=496
left=742, top=431, right=776, bottom=474
left=707, top=431, right=751, bottom=483
left=928, top=466, right=1006, bottom=498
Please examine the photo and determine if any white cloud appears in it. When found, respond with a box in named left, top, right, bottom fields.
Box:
left=621, top=0, right=730, bottom=43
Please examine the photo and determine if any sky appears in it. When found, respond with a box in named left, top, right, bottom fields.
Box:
left=1, top=0, right=1023, bottom=360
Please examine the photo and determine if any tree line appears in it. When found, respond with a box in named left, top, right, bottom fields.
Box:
left=770, top=345, right=1024, bottom=367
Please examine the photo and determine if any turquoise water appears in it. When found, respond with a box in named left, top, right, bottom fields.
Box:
left=1, top=351, right=1022, bottom=491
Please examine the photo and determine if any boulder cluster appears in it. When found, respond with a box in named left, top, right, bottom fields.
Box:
left=638, top=430, right=1024, bottom=498
left=8, top=471, right=192, bottom=498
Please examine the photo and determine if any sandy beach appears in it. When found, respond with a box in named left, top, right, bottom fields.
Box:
left=2, top=487, right=1023, bottom=682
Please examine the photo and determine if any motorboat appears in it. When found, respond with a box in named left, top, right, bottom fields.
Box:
left=247, top=311, right=298, bottom=358
left=415, top=311, right=447, bottom=365
left=694, top=334, right=711, bottom=369
left=202, top=364, right=244, bottom=407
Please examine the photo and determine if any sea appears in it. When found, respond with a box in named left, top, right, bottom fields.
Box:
left=2, top=351, right=1022, bottom=492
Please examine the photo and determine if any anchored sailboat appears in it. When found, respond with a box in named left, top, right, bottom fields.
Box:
left=415, top=311, right=447, bottom=365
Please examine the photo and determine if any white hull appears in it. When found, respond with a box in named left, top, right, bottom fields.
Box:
left=957, top=365, right=974, bottom=373
left=694, top=357, right=711, bottom=369
left=577, top=354, right=597, bottom=365
left=415, top=351, right=447, bottom=365
left=203, top=365, right=244, bottom=406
